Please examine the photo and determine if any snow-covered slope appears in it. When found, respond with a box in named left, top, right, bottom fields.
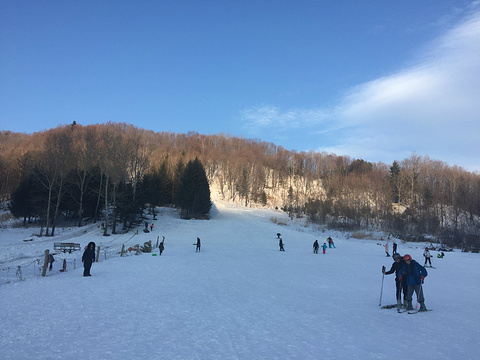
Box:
left=0, top=201, right=478, bottom=360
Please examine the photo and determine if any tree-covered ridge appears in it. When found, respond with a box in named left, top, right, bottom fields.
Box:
left=0, top=122, right=479, bottom=250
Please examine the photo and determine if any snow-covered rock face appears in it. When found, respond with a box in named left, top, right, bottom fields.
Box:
left=0, top=200, right=478, bottom=359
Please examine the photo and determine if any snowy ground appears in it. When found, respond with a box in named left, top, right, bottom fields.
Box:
left=0, top=200, right=479, bottom=360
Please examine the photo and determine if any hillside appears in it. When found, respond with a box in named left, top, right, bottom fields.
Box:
left=0, top=200, right=478, bottom=360
left=2, top=124, right=480, bottom=251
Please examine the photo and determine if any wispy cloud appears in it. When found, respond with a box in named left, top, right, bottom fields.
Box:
left=240, top=11, right=480, bottom=171
left=241, top=105, right=332, bottom=136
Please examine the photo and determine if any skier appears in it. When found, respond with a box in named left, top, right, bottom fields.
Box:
left=384, top=242, right=390, bottom=257
left=327, top=236, right=336, bottom=248
left=277, top=233, right=281, bottom=239
left=196, top=237, right=201, bottom=252
left=423, top=247, right=433, bottom=267
left=393, top=241, right=397, bottom=254
left=150, top=223, right=154, bottom=232
left=437, top=252, right=445, bottom=258
left=322, top=242, right=327, bottom=254
left=279, top=238, right=285, bottom=251
left=398, top=254, right=428, bottom=311
left=382, top=253, right=408, bottom=309
left=82, top=242, right=96, bottom=277
left=159, top=239, right=164, bottom=255
left=313, top=240, right=319, bottom=254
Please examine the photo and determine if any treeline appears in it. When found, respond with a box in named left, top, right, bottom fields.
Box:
left=0, top=122, right=479, bottom=250
left=0, top=122, right=211, bottom=236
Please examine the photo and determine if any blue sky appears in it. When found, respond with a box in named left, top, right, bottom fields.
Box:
left=1, top=1, right=479, bottom=171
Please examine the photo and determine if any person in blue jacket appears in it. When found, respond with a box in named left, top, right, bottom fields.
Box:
left=398, top=254, right=428, bottom=311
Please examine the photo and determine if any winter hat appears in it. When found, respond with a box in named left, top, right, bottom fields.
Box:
left=393, top=253, right=401, bottom=260
left=403, top=254, right=412, bottom=261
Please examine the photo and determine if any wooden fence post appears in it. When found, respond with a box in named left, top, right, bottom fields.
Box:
left=121, top=244, right=125, bottom=257
left=41, top=250, right=49, bottom=277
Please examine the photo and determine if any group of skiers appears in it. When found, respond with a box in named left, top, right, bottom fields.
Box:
left=278, top=237, right=335, bottom=254
left=382, top=251, right=429, bottom=312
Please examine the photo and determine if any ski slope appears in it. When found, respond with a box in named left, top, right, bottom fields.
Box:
left=0, top=200, right=478, bottom=360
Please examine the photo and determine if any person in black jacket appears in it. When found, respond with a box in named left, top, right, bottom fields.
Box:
left=382, top=253, right=407, bottom=309
left=82, top=242, right=96, bottom=277
left=196, top=237, right=201, bottom=252
left=313, top=240, right=319, bottom=254
left=159, top=239, right=165, bottom=255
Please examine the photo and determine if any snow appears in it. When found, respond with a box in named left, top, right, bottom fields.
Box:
left=1, top=200, right=479, bottom=360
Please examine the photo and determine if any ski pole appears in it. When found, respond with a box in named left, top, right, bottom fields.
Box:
left=379, top=266, right=386, bottom=306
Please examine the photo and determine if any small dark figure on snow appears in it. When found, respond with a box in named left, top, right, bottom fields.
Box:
left=383, top=253, right=408, bottom=309
left=196, top=237, right=201, bottom=252
left=313, top=240, right=319, bottom=254
left=48, top=254, right=55, bottom=271
left=279, top=238, right=285, bottom=251
left=393, top=241, right=397, bottom=254
left=150, top=223, right=154, bottom=232
left=82, top=242, right=96, bottom=277
left=423, top=248, right=433, bottom=267
left=159, top=240, right=164, bottom=255
left=437, top=252, right=445, bottom=258
left=145, top=222, right=148, bottom=230
left=277, top=233, right=281, bottom=239
left=398, top=254, right=428, bottom=311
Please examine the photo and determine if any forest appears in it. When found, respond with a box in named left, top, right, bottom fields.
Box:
left=0, top=122, right=479, bottom=251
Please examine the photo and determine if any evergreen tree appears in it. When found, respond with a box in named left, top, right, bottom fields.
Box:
left=390, top=161, right=401, bottom=203
left=177, top=157, right=211, bottom=219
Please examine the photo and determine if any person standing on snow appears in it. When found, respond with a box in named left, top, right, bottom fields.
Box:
left=382, top=253, right=408, bottom=309
left=398, top=254, right=428, bottom=311
left=279, top=238, right=285, bottom=251
left=196, top=237, right=201, bottom=252
left=322, top=242, right=327, bottom=254
left=393, top=241, right=397, bottom=254
left=313, top=240, right=319, bottom=254
left=82, top=242, right=96, bottom=277
left=327, top=237, right=336, bottom=248
left=159, top=239, right=165, bottom=255
left=423, top=248, right=433, bottom=267
left=384, top=242, right=390, bottom=257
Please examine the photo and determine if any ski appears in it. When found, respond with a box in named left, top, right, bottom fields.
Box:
left=397, top=309, right=408, bottom=313
left=380, top=304, right=398, bottom=309
left=408, top=309, right=433, bottom=314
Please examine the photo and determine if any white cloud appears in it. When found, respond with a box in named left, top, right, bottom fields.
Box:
left=240, top=11, right=480, bottom=171
left=333, top=12, right=480, bottom=170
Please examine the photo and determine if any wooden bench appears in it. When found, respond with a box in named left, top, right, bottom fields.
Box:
left=54, top=242, right=81, bottom=253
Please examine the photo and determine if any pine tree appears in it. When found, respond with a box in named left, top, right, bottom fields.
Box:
left=177, top=157, right=211, bottom=219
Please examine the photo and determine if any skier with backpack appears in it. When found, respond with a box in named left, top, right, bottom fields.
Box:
left=398, top=254, right=429, bottom=312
